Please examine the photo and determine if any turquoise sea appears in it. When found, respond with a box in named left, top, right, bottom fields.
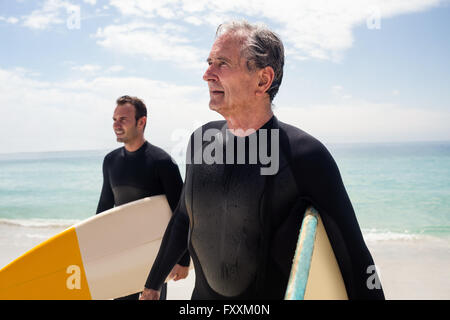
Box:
left=0, top=141, right=449, bottom=242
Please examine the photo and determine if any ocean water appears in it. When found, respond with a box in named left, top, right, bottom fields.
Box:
left=328, top=141, right=450, bottom=241
left=0, top=141, right=449, bottom=242
left=0, top=150, right=105, bottom=224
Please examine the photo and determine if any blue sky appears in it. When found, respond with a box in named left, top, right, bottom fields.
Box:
left=0, top=0, right=449, bottom=154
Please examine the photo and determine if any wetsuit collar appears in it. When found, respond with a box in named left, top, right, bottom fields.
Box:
left=221, top=115, right=278, bottom=138
left=123, top=140, right=148, bottom=156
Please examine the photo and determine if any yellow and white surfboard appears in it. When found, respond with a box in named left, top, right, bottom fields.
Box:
left=0, top=195, right=172, bottom=300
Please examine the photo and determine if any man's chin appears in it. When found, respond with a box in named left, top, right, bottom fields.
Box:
left=210, top=103, right=230, bottom=118
left=209, top=103, right=222, bottom=112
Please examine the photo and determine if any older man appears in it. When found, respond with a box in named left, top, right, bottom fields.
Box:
left=141, top=21, right=384, bottom=300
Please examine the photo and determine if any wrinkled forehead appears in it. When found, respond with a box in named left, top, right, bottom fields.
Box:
left=210, top=32, right=248, bottom=61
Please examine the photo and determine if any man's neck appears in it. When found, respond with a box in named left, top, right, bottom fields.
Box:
left=223, top=104, right=273, bottom=137
left=124, top=137, right=146, bottom=152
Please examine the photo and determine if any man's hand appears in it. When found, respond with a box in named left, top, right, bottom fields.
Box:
left=139, top=287, right=160, bottom=300
left=167, top=264, right=189, bottom=282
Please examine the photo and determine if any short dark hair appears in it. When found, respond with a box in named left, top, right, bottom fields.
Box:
left=216, top=20, right=285, bottom=102
left=116, top=95, right=147, bottom=128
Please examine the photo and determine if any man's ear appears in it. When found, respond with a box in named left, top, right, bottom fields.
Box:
left=138, top=116, right=147, bottom=130
left=256, top=66, right=275, bottom=97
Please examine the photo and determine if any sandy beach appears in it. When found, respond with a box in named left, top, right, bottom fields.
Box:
left=366, top=237, right=450, bottom=300
left=0, top=223, right=448, bottom=300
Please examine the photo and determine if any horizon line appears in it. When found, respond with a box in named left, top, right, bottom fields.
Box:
left=1, top=139, right=450, bottom=157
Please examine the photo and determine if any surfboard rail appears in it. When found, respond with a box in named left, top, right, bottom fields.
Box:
left=285, top=206, right=348, bottom=300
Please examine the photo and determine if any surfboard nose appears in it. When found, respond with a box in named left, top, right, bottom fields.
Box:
left=0, top=227, right=92, bottom=300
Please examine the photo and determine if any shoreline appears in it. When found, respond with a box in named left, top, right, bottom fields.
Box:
left=1, top=223, right=448, bottom=300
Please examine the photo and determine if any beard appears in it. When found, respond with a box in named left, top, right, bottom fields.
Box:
left=116, top=129, right=138, bottom=143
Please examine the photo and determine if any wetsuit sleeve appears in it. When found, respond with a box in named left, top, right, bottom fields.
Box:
left=156, top=158, right=183, bottom=212
left=157, top=157, right=190, bottom=267
left=291, top=142, right=385, bottom=299
left=96, top=156, right=114, bottom=214
left=144, top=186, right=190, bottom=291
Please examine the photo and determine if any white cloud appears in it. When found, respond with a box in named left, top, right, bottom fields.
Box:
left=108, top=0, right=443, bottom=61
left=71, top=64, right=102, bottom=73
left=331, top=85, right=344, bottom=96
left=22, top=0, right=76, bottom=30
left=108, top=0, right=183, bottom=18
left=1, top=17, right=19, bottom=24
left=69, top=64, right=127, bottom=75
left=184, top=16, right=204, bottom=26
left=15, top=0, right=444, bottom=63
left=0, top=67, right=218, bottom=154
left=331, top=85, right=352, bottom=99
left=276, top=100, right=450, bottom=143
left=1, top=67, right=448, bottom=155
left=94, top=22, right=208, bottom=70
left=8, top=17, right=19, bottom=24
left=106, top=65, right=124, bottom=73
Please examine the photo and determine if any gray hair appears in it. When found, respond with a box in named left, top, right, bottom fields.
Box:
left=216, top=20, right=285, bottom=102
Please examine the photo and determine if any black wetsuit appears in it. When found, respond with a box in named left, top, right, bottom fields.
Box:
left=145, top=116, right=385, bottom=300
left=96, top=141, right=190, bottom=300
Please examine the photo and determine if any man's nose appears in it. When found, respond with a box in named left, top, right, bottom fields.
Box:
left=203, top=65, right=217, bottom=82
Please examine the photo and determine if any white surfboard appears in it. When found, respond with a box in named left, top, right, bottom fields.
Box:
left=285, top=206, right=348, bottom=300
left=0, top=195, right=172, bottom=300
